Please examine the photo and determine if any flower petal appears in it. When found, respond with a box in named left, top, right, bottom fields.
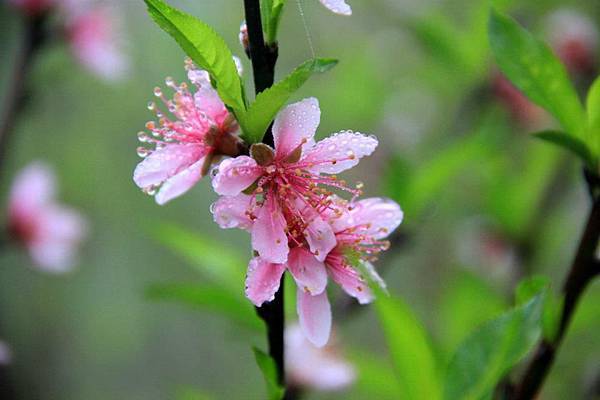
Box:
left=194, top=82, right=229, bottom=126
left=211, top=194, right=255, bottom=230
left=245, top=257, right=286, bottom=306
left=252, top=195, right=289, bottom=264
left=302, top=131, right=377, bottom=174
left=297, top=289, right=332, bottom=348
left=272, top=98, right=320, bottom=159
left=133, top=143, right=205, bottom=189
left=9, top=162, right=56, bottom=219
left=155, top=158, right=205, bottom=205
left=318, top=0, right=352, bottom=15
left=212, top=156, right=262, bottom=196
left=347, top=197, right=403, bottom=239
left=304, top=213, right=337, bottom=262
left=287, top=247, right=328, bottom=296
left=327, top=259, right=373, bottom=304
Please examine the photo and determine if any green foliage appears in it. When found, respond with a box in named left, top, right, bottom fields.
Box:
left=532, top=130, right=596, bottom=171
left=252, top=347, right=284, bottom=400
left=261, top=0, right=286, bottom=44
left=488, top=9, right=585, bottom=137
left=351, top=351, right=404, bottom=399
left=443, top=292, right=545, bottom=400
left=516, top=275, right=562, bottom=342
left=376, top=293, right=442, bottom=400
left=238, top=58, right=338, bottom=144
left=146, top=284, right=262, bottom=331
left=586, top=76, right=600, bottom=161
left=175, top=387, right=214, bottom=400
left=143, top=0, right=245, bottom=112
left=150, top=223, right=246, bottom=292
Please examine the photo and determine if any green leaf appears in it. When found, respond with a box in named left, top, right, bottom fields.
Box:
left=586, top=76, right=600, bottom=157
left=376, top=293, right=441, bottom=400
left=488, top=9, right=585, bottom=137
left=149, top=223, right=246, bottom=292
left=443, top=293, right=545, bottom=400
left=252, top=347, right=284, bottom=400
left=351, top=351, right=404, bottom=399
left=144, top=0, right=245, bottom=111
left=146, top=284, right=262, bottom=331
left=532, top=130, right=596, bottom=169
left=262, top=0, right=286, bottom=44
left=238, top=58, right=338, bottom=144
left=515, top=275, right=562, bottom=342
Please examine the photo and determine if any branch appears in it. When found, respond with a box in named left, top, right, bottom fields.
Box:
left=511, top=183, right=600, bottom=400
left=242, top=0, right=285, bottom=388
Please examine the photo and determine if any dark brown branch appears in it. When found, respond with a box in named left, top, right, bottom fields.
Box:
left=242, top=0, right=285, bottom=389
left=511, top=185, right=600, bottom=400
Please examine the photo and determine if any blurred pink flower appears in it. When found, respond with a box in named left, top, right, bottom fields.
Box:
left=8, top=0, right=55, bottom=15
left=65, top=5, right=129, bottom=81
left=134, top=60, right=242, bottom=205
left=318, top=0, right=352, bottom=16
left=211, top=196, right=401, bottom=347
left=212, top=97, right=377, bottom=264
left=0, top=340, right=11, bottom=366
left=491, top=72, right=546, bottom=128
left=546, top=9, right=598, bottom=76
left=285, top=323, right=355, bottom=391
left=7, top=162, right=88, bottom=273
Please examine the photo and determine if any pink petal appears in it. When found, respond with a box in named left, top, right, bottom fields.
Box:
left=318, top=0, right=352, bottom=15
left=302, top=131, right=377, bottom=174
left=303, top=213, right=336, bottom=262
left=9, top=162, right=56, bottom=219
left=211, top=194, right=255, bottom=230
left=252, top=195, right=289, bottom=263
left=155, top=158, right=205, bottom=205
left=0, top=340, right=12, bottom=366
left=245, top=257, right=286, bottom=306
left=133, top=143, right=205, bottom=189
left=28, top=240, right=78, bottom=273
left=361, top=260, right=388, bottom=293
left=287, top=248, right=328, bottom=296
left=211, top=156, right=262, bottom=196
left=297, top=289, right=331, bottom=347
left=347, top=197, right=403, bottom=239
left=193, top=83, right=229, bottom=126
left=272, top=98, right=320, bottom=159
left=327, top=259, right=373, bottom=304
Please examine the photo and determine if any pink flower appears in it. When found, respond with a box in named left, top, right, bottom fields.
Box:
left=285, top=323, right=355, bottom=391
left=492, top=73, right=546, bottom=128
left=8, top=0, right=55, bottom=15
left=212, top=195, right=402, bottom=346
left=212, top=97, right=377, bottom=264
left=65, top=5, right=129, bottom=81
left=134, top=59, right=242, bottom=205
left=0, top=340, right=11, bottom=366
left=318, top=0, right=352, bottom=16
left=7, top=162, right=88, bottom=273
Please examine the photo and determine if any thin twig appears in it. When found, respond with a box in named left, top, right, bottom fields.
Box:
left=242, top=0, right=285, bottom=388
left=511, top=177, right=600, bottom=400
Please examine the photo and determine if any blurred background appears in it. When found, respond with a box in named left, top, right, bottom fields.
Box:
left=0, top=0, right=599, bottom=399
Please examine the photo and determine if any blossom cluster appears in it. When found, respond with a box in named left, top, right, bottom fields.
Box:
left=8, top=0, right=128, bottom=81
left=134, top=61, right=403, bottom=347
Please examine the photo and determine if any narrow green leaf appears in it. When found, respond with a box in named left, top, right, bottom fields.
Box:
left=149, top=223, right=246, bottom=292
left=267, top=0, right=286, bottom=44
left=515, top=275, right=562, bottom=342
left=488, top=9, right=585, bottom=136
left=252, top=347, right=284, bottom=400
left=532, top=130, right=596, bottom=169
left=376, top=294, right=441, bottom=400
left=443, top=293, right=545, bottom=400
left=586, top=76, right=600, bottom=157
left=144, top=0, right=245, bottom=111
left=238, top=58, right=338, bottom=144
left=146, top=284, right=262, bottom=331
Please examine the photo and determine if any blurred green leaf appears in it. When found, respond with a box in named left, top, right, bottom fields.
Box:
left=488, top=9, right=585, bottom=137
left=376, top=293, right=441, bottom=400
left=586, top=76, right=600, bottom=157
left=532, top=130, right=596, bottom=170
left=443, top=293, right=545, bottom=400
left=146, top=284, right=262, bottom=331
left=438, top=271, right=507, bottom=355
left=238, top=58, right=338, bottom=144
left=516, top=275, right=562, bottom=342
left=150, top=223, right=246, bottom=292
left=175, top=387, right=214, bottom=400
left=144, top=0, right=245, bottom=111
left=252, top=347, right=284, bottom=400
left=351, top=351, right=404, bottom=399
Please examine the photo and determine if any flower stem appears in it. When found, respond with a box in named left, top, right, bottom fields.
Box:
left=511, top=176, right=600, bottom=400
left=242, top=0, right=285, bottom=388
